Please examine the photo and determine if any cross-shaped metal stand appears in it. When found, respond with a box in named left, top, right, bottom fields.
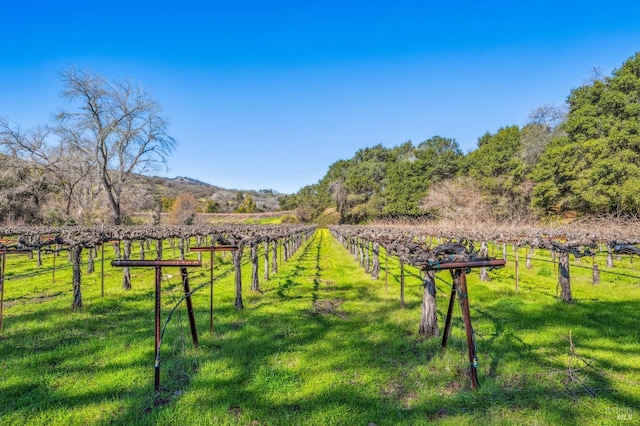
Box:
left=427, top=259, right=505, bottom=390
left=111, top=259, right=201, bottom=391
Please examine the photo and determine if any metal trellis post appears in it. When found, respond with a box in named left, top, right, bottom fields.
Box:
left=189, top=245, right=238, bottom=335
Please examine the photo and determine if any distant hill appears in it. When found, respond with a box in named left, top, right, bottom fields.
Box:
left=171, top=176, right=217, bottom=186
left=131, top=175, right=286, bottom=213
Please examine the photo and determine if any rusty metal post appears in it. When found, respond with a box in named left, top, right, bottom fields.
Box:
left=101, top=243, right=105, bottom=297
left=0, top=249, right=5, bottom=332
left=427, top=258, right=505, bottom=390
left=154, top=265, right=162, bottom=391
left=180, top=267, right=199, bottom=347
left=112, top=260, right=202, bottom=267
left=456, top=268, right=480, bottom=390
left=441, top=276, right=457, bottom=348
left=429, top=260, right=506, bottom=269
left=110, top=258, right=202, bottom=392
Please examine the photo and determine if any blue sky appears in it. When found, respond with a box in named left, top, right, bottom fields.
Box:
left=2, top=1, right=640, bottom=193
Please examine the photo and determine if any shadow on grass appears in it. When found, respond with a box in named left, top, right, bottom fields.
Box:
left=469, top=293, right=640, bottom=424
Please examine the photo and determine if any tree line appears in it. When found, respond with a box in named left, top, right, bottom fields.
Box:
left=280, top=52, right=640, bottom=223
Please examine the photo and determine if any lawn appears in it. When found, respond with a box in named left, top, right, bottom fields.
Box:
left=0, top=229, right=638, bottom=425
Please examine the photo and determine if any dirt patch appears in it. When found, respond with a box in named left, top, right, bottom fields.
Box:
left=310, top=299, right=349, bottom=319
left=228, top=405, right=243, bottom=421
left=230, top=320, right=246, bottom=330
left=3, top=293, right=63, bottom=308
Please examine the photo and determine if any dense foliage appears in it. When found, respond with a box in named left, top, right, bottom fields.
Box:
left=284, top=53, right=640, bottom=223
left=532, top=53, right=640, bottom=215
left=280, top=137, right=463, bottom=222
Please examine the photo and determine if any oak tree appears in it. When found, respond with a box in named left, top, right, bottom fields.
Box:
left=56, top=67, right=175, bottom=225
left=532, top=53, right=640, bottom=215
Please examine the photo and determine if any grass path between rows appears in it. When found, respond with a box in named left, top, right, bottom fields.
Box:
left=151, top=228, right=439, bottom=425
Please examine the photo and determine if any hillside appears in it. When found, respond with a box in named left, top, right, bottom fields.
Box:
left=0, top=150, right=287, bottom=225
left=132, top=175, right=286, bottom=213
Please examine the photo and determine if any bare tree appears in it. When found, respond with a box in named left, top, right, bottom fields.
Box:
left=51, top=125, right=103, bottom=221
left=169, top=192, right=198, bottom=224
left=0, top=117, right=103, bottom=224
left=519, top=104, right=567, bottom=168
left=0, top=119, right=52, bottom=223
left=527, top=104, right=567, bottom=129
left=421, top=176, right=494, bottom=223
left=56, top=67, right=175, bottom=225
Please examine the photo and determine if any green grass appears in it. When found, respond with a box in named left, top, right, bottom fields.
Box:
left=197, top=212, right=295, bottom=225
left=0, top=231, right=639, bottom=425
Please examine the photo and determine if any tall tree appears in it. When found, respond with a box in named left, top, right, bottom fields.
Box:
left=288, top=183, right=330, bottom=222
left=532, top=53, right=640, bottom=215
left=385, top=137, right=462, bottom=215
left=462, top=126, right=529, bottom=219
left=519, top=104, right=567, bottom=170
left=329, top=145, right=390, bottom=222
left=56, top=67, right=175, bottom=225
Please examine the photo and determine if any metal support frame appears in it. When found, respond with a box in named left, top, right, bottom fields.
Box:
left=190, top=246, right=238, bottom=334
left=52, top=245, right=56, bottom=284
left=180, top=267, right=199, bottom=348
left=427, top=258, right=505, bottom=390
left=111, top=258, right=202, bottom=392
left=101, top=243, right=105, bottom=297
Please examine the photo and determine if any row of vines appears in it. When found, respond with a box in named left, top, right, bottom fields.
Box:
left=0, top=224, right=316, bottom=315
left=329, top=221, right=640, bottom=337
left=328, top=221, right=640, bottom=389
left=3, top=220, right=639, bottom=320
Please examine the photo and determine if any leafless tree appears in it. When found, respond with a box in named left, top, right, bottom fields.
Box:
left=0, top=119, right=53, bottom=223
left=329, top=180, right=347, bottom=218
left=519, top=104, right=567, bottom=168
left=56, top=67, right=175, bottom=225
left=421, top=176, right=493, bottom=224
left=527, top=104, right=567, bottom=129
left=0, top=117, right=101, bottom=223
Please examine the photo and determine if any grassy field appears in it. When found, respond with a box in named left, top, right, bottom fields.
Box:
left=0, top=229, right=639, bottom=425
left=129, top=211, right=297, bottom=225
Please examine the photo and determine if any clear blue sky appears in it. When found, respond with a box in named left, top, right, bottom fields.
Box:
left=2, top=1, right=640, bottom=194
